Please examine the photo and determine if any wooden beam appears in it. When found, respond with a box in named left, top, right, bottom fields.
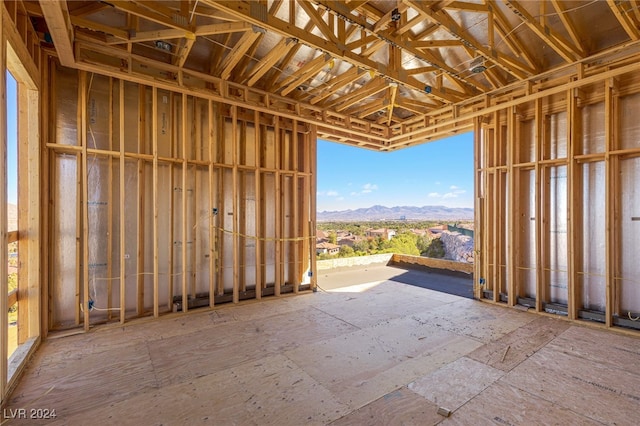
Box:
left=411, top=40, right=464, bottom=48
left=307, top=67, right=362, bottom=105
left=208, top=100, right=215, bottom=308
left=195, top=21, right=252, bottom=36
left=39, top=0, right=75, bottom=67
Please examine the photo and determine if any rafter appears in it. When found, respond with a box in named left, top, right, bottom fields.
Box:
left=503, top=0, right=584, bottom=62
left=69, top=2, right=110, bottom=18
left=314, top=0, right=486, bottom=93
left=606, top=0, right=640, bottom=40
left=335, top=80, right=389, bottom=112
left=307, top=67, right=364, bottom=105
left=244, top=38, right=294, bottom=87
left=298, top=1, right=340, bottom=46
left=278, top=54, right=332, bottom=96
left=324, top=78, right=385, bottom=109
left=373, top=3, right=409, bottom=33
left=405, top=0, right=534, bottom=79
left=550, top=0, right=585, bottom=51
left=205, top=0, right=468, bottom=103
left=353, top=98, right=389, bottom=119
left=71, top=16, right=129, bottom=41
left=108, top=1, right=191, bottom=32
left=218, top=29, right=262, bottom=80
left=490, top=4, right=537, bottom=71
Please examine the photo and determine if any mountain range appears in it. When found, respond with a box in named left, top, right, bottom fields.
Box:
left=317, top=205, right=474, bottom=222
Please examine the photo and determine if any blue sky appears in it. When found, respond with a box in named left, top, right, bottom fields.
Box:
left=317, top=132, right=474, bottom=212
left=7, top=71, right=17, bottom=205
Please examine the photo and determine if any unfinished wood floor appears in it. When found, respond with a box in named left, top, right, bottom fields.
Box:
left=5, top=271, right=640, bottom=425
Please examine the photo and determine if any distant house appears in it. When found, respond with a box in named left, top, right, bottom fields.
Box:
left=316, top=230, right=328, bottom=242
left=366, top=228, right=396, bottom=241
left=316, top=242, right=340, bottom=255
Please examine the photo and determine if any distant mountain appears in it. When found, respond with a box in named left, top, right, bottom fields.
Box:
left=317, top=205, right=474, bottom=222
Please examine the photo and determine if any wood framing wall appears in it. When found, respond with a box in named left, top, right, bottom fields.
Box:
left=1, top=0, right=41, bottom=406
left=44, top=61, right=316, bottom=332
left=476, top=69, right=640, bottom=331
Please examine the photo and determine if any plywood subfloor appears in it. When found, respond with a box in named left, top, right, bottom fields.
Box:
left=4, top=267, right=640, bottom=425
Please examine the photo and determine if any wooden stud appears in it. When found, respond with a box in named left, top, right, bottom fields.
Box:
left=80, top=71, right=90, bottom=331
left=232, top=106, right=239, bottom=303
left=191, top=98, right=199, bottom=299
left=181, top=93, right=188, bottom=312
left=292, top=123, right=299, bottom=293
left=604, top=79, right=612, bottom=327
left=507, top=108, right=517, bottom=306
left=107, top=77, right=114, bottom=320
left=208, top=100, right=216, bottom=307
left=254, top=110, right=262, bottom=300
left=534, top=99, right=543, bottom=312
left=152, top=87, right=159, bottom=318
left=119, top=79, right=126, bottom=324
left=0, top=26, right=7, bottom=397
left=567, top=86, right=578, bottom=320
left=274, top=120, right=281, bottom=297
left=136, top=85, right=145, bottom=316
left=473, top=118, right=482, bottom=299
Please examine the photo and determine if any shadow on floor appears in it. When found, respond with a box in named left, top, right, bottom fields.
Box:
left=388, top=266, right=474, bottom=299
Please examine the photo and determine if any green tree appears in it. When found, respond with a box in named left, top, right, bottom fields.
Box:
left=328, top=231, right=337, bottom=244
left=423, top=238, right=445, bottom=258
left=339, top=245, right=354, bottom=257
